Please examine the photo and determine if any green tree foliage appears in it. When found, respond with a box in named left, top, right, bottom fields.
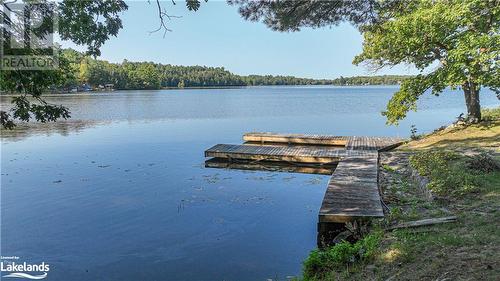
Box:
left=232, top=0, right=500, bottom=124
left=354, top=0, right=499, bottom=124
left=1, top=0, right=128, bottom=128
left=58, top=0, right=128, bottom=56
left=1, top=0, right=210, bottom=128
left=228, top=0, right=381, bottom=31
left=2, top=47, right=410, bottom=97
left=331, top=75, right=409, bottom=86
left=303, top=231, right=382, bottom=281
left=42, top=49, right=410, bottom=90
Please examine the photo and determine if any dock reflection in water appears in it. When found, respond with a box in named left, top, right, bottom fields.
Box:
left=205, top=132, right=402, bottom=248
left=205, top=148, right=340, bottom=248
left=205, top=158, right=338, bottom=176
left=205, top=156, right=341, bottom=247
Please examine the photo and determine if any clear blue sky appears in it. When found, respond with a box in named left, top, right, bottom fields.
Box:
left=62, top=1, right=417, bottom=79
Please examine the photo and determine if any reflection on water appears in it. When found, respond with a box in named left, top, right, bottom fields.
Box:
left=1, top=86, right=498, bottom=281
left=205, top=158, right=337, bottom=175
left=0, top=120, right=107, bottom=143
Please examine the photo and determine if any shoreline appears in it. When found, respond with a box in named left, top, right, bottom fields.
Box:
left=0, top=84, right=402, bottom=97
left=303, top=107, right=500, bottom=280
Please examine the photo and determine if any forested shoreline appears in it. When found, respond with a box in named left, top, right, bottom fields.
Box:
left=44, top=49, right=411, bottom=91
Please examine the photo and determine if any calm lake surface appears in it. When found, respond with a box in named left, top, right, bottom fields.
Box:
left=1, top=86, right=498, bottom=280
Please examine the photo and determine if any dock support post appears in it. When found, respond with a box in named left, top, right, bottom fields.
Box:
left=317, top=222, right=346, bottom=248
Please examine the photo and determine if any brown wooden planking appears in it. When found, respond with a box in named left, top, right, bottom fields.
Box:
left=319, top=156, right=384, bottom=223
left=205, top=134, right=404, bottom=224
left=345, top=136, right=403, bottom=151
left=205, top=144, right=377, bottom=164
left=243, top=132, right=403, bottom=151
left=243, top=132, right=348, bottom=146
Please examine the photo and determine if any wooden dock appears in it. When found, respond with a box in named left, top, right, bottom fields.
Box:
left=243, top=132, right=348, bottom=146
left=244, top=132, right=402, bottom=151
left=205, top=133, right=402, bottom=224
left=205, top=144, right=377, bottom=164
left=319, top=156, right=383, bottom=222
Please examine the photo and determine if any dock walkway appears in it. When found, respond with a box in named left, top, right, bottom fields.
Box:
left=319, top=156, right=383, bottom=223
left=205, top=133, right=402, bottom=223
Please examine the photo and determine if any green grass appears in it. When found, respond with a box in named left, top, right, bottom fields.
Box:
left=338, top=168, right=500, bottom=280
left=381, top=164, right=395, bottom=172
left=299, top=110, right=500, bottom=280
left=408, top=150, right=488, bottom=196
left=400, top=107, right=500, bottom=151
left=302, top=231, right=382, bottom=281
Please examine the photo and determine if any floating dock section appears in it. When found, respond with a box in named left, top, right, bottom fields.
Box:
left=205, top=144, right=377, bottom=164
left=243, top=132, right=402, bottom=151
left=205, top=133, right=402, bottom=226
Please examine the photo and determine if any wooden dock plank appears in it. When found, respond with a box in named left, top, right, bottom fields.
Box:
left=319, top=156, right=384, bottom=223
left=243, top=132, right=348, bottom=146
left=205, top=144, right=377, bottom=164
left=205, top=144, right=341, bottom=164
left=243, top=132, right=403, bottom=151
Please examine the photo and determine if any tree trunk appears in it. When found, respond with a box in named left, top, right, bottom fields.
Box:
left=463, top=81, right=481, bottom=123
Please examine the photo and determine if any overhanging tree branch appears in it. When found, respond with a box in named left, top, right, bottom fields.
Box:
left=149, top=0, right=180, bottom=36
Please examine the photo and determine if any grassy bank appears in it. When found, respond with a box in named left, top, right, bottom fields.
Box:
left=300, top=107, right=500, bottom=280
left=401, top=107, right=500, bottom=152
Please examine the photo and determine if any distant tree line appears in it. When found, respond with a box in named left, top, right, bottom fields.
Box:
left=59, top=49, right=411, bottom=90
left=331, top=75, right=410, bottom=86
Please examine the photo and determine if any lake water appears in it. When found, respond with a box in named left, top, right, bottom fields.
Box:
left=1, top=86, right=498, bottom=280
